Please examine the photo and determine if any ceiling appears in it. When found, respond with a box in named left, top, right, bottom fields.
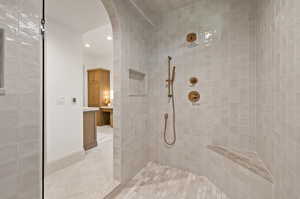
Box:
left=129, top=0, right=199, bottom=26
left=47, top=0, right=201, bottom=31
left=83, top=24, right=113, bottom=57
left=47, top=0, right=110, bottom=33
left=47, top=0, right=112, bottom=57
left=46, top=0, right=198, bottom=56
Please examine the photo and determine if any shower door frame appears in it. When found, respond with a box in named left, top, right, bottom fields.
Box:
left=42, top=0, right=45, bottom=198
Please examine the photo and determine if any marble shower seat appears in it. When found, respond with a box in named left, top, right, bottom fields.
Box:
left=207, top=145, right=273, bottom=183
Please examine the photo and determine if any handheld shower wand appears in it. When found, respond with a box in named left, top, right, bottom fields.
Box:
left=171, top=65, right=176, bottom=82
left=163, top=56, right=176, bottom=146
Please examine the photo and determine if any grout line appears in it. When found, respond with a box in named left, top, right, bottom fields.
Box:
left=103, top=183, right=123, bottom=199
left=128, top=0, right=156, bottom=27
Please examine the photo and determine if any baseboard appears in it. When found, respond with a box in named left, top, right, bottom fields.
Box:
left=46, top=151, right=85, bottom=176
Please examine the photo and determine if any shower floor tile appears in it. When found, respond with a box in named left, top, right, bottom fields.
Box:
left=114, top=162, right=229, bottom=199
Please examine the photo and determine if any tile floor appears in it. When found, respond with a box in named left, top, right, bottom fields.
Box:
left=114, top=162, right=229, bottom=199
left=45, top=126, right=229, bottom=199
left=98, top=125, right=113, bottom=144
left=45, top=126, right=118, bottom=199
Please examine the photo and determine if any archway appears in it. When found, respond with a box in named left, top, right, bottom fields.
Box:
left=43, top=0, right=123, bottom=198
left=101, top=0, right=122, bottom=183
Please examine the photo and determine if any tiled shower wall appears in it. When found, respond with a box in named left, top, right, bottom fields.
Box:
left=146, top=0, right=275, bottom=198
left=255, top=0, right=300, bottom=198
left=148, top=0, right=256, bottom=172
left=0, top=0, right=42, bottom=199
left=103, top=0, right=154, bottom=182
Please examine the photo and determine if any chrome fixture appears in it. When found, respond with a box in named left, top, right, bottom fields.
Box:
left=163, top=56, right=176, bottom=146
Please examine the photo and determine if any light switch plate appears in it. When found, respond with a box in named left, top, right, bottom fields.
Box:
left=72, top=97, right=77, bottom=103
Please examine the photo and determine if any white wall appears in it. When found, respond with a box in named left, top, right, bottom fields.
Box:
left=46, top=19, right=84, bottom=163
left=83, top=53, right=113, bottom=70
left=83, top=53, right=113, bottom=106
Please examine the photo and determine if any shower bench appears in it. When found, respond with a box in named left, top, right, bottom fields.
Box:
left=206, top=144, right=273, bottom=199
left=207, top=145, right=273, bottom=183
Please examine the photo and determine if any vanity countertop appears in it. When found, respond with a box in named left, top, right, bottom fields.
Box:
left=100, top=106, right=113, bottom=109
left=83, top=107, right=100, bottom=112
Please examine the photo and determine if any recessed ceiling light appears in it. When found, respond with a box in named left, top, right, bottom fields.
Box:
left=85, top=43, right=91, bottom=48
left=106, top=36, right=113, bottom=41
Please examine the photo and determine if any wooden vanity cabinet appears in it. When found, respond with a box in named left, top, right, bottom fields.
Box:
left=83, top=110, right=98, bottom=150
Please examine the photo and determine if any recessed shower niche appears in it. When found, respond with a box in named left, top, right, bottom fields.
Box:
left=0, top=28, right=4, bottom=95
left=128, top=68, right=146, bottom=96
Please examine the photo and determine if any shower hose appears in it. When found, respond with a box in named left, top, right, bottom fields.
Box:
left=163, top=79, right=176, bottom=146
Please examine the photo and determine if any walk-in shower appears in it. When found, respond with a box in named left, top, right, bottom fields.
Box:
left=163, top=56, right=176, bottom=146
left=1, top=0, right=299, bottom=198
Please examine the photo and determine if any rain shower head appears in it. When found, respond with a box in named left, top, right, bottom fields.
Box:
left=184, top=32, right=199, bottom=48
